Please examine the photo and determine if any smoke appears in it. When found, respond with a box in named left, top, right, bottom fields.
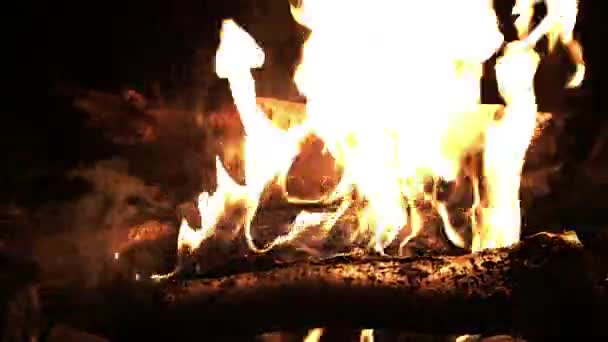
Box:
left=29, top=158, right=177, bottom=288
left=67, top=158, right=174, bottom=229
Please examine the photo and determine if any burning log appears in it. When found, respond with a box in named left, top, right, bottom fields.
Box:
left=47, top=232, right=608, bottom=339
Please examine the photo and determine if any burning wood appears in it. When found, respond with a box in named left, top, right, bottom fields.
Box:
left=43, top=232, right=608, bottom=339
left=34, top=3, right=597, bottom=340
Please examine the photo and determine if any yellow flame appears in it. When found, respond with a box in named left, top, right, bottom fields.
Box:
left=290, top=0, right=506, bottom=252
left=455, top=334, right=481, bottom=342
left=176, top=156, right=249, bottom=253
left=360, top=329, right=374, bottom=342
left=175, top=2, right=581, bottom=261
left=303, top=328, right=324, bottom=342
left=215, top=20, right=312, bottom=252
left=473, top=42, right=540, bottom=251
left=513, top=0, right=585, bottom=87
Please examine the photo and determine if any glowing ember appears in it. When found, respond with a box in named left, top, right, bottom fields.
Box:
left=170, top=1, right=585, bottom=268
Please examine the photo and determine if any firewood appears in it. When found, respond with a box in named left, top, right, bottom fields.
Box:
left=43, top=232, right=608, bottom=340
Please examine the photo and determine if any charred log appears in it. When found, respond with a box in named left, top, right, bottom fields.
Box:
left=44, top=232, right=608, bottom=340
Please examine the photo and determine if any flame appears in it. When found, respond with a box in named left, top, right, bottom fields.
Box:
left=360, top=329, right=374, bottom=342
left=173, top=2, right=582, bottom=266
left=302, top=328, right=372, bottom=342
left=513, top=0, right=585, bottom=88
left=474, top=42, right=540, bottom=251
left=177, top=156, right=249, bottom=253
left=303, top=328, right=324, bottom=342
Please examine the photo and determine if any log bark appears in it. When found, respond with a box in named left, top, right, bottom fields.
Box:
left=44, top=232, right=608, bottom=340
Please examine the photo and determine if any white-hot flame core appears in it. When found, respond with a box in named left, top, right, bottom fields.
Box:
left=474, top=42, right=540, bottom=251
left=173, top=1, right=582, bottom=264
left=290, top=0, right=507, bottom=252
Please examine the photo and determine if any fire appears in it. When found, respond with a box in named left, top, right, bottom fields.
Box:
left=303, top=328, right=324, bottom=342
left=474, top=41, right=540, bottom=251
left=360, top=329, right=374, bottom=342
left=174, top=2, right=584, bottom=264
left=513, top=0, right=585, bottom=88
left=301, top=328, right=373, bottom=342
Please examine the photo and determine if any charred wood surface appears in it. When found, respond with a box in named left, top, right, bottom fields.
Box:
left=44, top=232, right=608, bottom=340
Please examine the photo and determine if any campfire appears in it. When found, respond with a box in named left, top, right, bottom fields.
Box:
left=3, top=0, right=603, bottom=341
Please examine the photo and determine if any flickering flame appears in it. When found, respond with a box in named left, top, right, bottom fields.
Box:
left=289, top=0, right=514, bottom=253
left=177, top=156, right=249, bottom=253
left=513, top=0, right=585, bottom=88
left=303, top=328, right=324, bottom=342
left=174, top=1, right=582, bottom=265
left=474, top=41, right=540, bottom=250
left=360, top=329, right=374, bottom=342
